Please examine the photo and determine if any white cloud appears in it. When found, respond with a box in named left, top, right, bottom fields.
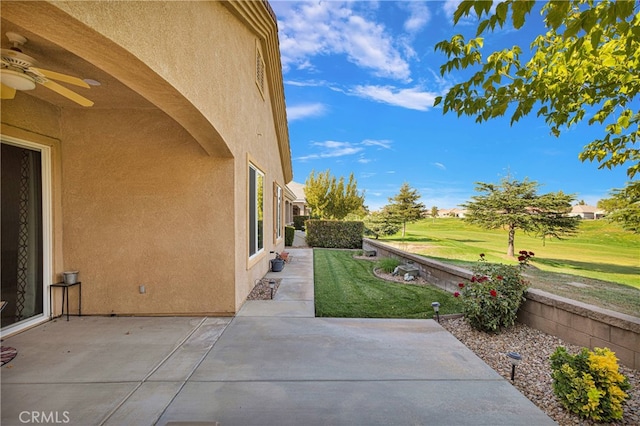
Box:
left=403, top=2, right=431, bottom=33
left=433, top=162, right=446, bottom=170
left=442, top=0, right=463, bottom=21
left=362, top=139, right=392, bottom=149
left=294, top=138, right=393, bottom=162
left=351, top=85, right=439, bottom=111
left=274, top=1, right=411, bottom=81
left=287, top=103, right=327, bottom=121
left=296, top=140, right=364, bottom=161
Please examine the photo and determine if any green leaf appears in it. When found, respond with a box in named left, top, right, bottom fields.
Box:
left=454, top=0, right=475, bottom=24
left=496, top=2, right=508, bottom=25
left=434, top=96, right=442, bottom=107
left=477, top=19, right=490, bottom=36
left=590, top=28, right=603, bottom=50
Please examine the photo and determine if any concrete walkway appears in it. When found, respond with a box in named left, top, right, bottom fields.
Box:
left=1, top=248, right=555, bottom=426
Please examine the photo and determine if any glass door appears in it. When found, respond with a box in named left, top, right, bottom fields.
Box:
left=1, top=142, right=44, bottom=329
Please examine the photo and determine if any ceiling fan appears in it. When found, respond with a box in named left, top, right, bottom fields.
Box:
left=0, top=31, right=94, bottom=107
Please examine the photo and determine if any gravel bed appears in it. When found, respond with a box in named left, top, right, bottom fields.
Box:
left=440, top=317, right=640, bottom=425
left=247, top=278, right=281, bottom=300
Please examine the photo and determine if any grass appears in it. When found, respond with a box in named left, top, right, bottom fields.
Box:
left=314, top=248, right=463, bottom=318
left=379, top=218, right=640, bottom=317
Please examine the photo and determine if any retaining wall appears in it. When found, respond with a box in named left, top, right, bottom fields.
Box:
left=362, top=238, right=640, bottom=369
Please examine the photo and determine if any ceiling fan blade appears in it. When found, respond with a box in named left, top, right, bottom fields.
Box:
left=1, top=82, right=16, bottom=99
left=31, top=67, right=90, bottom=88
left=41, top=80, right=94, bottom=107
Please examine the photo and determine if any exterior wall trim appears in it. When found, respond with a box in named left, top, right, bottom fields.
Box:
left=223, top=0, right=292, bottom=182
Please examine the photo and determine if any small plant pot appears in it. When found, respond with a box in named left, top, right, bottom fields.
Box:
left=270, top=259, right=284, bottom=272
left=63, top=271, right=79, bottom=284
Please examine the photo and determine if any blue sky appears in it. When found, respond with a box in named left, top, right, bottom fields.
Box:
left=270, top=0, right=632, bottom=211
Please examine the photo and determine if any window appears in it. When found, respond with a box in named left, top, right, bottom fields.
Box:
left=274, top=183, right=282, bottom=241
left=249, top=163, right=264, bottom=258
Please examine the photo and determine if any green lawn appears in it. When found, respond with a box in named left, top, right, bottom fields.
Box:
left=378, top=218, right=640, bottom=317
left=314, top=248, right=463, bottom=318
left=381, top=218, right=640, bottom=288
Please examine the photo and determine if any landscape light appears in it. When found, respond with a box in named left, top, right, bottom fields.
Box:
left=507, top=352, right=522, bottom=381
left=431, top=302, right=440, bottom=323
left=269, top=280, right=276, bottom=299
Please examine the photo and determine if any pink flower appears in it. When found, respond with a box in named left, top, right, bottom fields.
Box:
left=529, top=251, right=535, bottom=256
left=518, top=256, right=526, bottom=262
left=454, top=292, right=460, bottom=298
left=458, top=283, right=465, bottom=288
left=471, top=276, right=477, bottom=283
left=490, top=289, right=497, bottom=297
left=496, top=275, right=503, bottom=280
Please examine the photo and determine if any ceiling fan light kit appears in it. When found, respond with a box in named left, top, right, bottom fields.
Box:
left=1, top=68, right=36, bottom=90
left=0, top=31, right=94, bottom=106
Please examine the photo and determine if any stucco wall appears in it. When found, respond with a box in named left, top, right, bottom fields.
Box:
left=53, top=0, right=290, bottom=311
left=2, top=1, right=290, bottom=318
left=60, top=108, right=236, bottom=315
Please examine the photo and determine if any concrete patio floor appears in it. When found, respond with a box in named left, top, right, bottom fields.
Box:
left=1, top=248, right=555, bottom=425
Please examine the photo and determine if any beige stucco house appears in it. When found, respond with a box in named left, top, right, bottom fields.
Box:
left=287, top=181, right=311, bottom=217
left=569, top=205, right=606, bottom=220
left=1, top=1, right=293, bottom=336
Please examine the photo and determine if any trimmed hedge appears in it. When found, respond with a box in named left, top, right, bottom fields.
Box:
left=293, top=215, right=309, bottom=230
left=305, top=220, right=364, bottom=248
left=285, top=226, right=295, bottom=246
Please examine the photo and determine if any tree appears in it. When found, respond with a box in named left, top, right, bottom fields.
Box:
left=386, top=183, right=425, bottom=237
left=431, top=206, right=439, bottom=220
left=598, top=186, right=640, bottom=232
left=435, top=0, right=640, bottom=195
left=462, top=177, right=579, bottom=256
left=304, top=170, right=331, bottom=219
left=304, top=170, right=365, bottom=220
left=363, top=208, right=401, bottom=239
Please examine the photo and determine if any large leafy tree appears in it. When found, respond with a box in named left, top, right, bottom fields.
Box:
left=305, top=170, right=365, bottom=220
left=386, top=183, right=425, bottom=237
left=462, top=177, right=579, bottom=256
left=435, top=0, right=640, bottom=194
left=598, top=187, right=640, bottom=232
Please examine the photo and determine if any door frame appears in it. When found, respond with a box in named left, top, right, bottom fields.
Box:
left=1, top=135, right=53, bottom=336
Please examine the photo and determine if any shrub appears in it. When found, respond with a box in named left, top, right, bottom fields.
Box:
left=293, top=215, right=309, bottom=230
left=550, top=346, right=630, bottom=422
left=284, top=226, right=295, bottom=246
left=377, top=257, right=401, bottom=273
left=305, top=220, right=363, bottom=248
left=455, top=251, right=532, bottom=332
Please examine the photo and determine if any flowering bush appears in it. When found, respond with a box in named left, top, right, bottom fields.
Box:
left=455, top=251, right=533, bottom=332
left=550, top=346, right=630, bottom=422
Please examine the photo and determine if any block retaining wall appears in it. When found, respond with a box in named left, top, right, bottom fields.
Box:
left=362, top=238, right=640, bottom=369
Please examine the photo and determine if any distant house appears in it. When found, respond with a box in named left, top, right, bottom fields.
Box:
left=569, top=205, right=606, bottom=220
left=287, top=181, right=311, bottom=217
left=1, top=1, right=293, bottom=335
left=440, top=208, right=467, bottom=218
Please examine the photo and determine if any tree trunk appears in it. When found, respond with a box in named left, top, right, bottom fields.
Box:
left=507, top=226, right=515, bottom=257
left=402, top=221, right=406, bottom=237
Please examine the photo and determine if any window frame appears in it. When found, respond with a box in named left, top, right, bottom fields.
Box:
left=248, top=162, right=265, bottom=260
left=274, top=182, right=283, bottom=242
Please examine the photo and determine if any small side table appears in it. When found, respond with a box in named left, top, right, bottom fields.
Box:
left=50, top=281, right=82, bottom=321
